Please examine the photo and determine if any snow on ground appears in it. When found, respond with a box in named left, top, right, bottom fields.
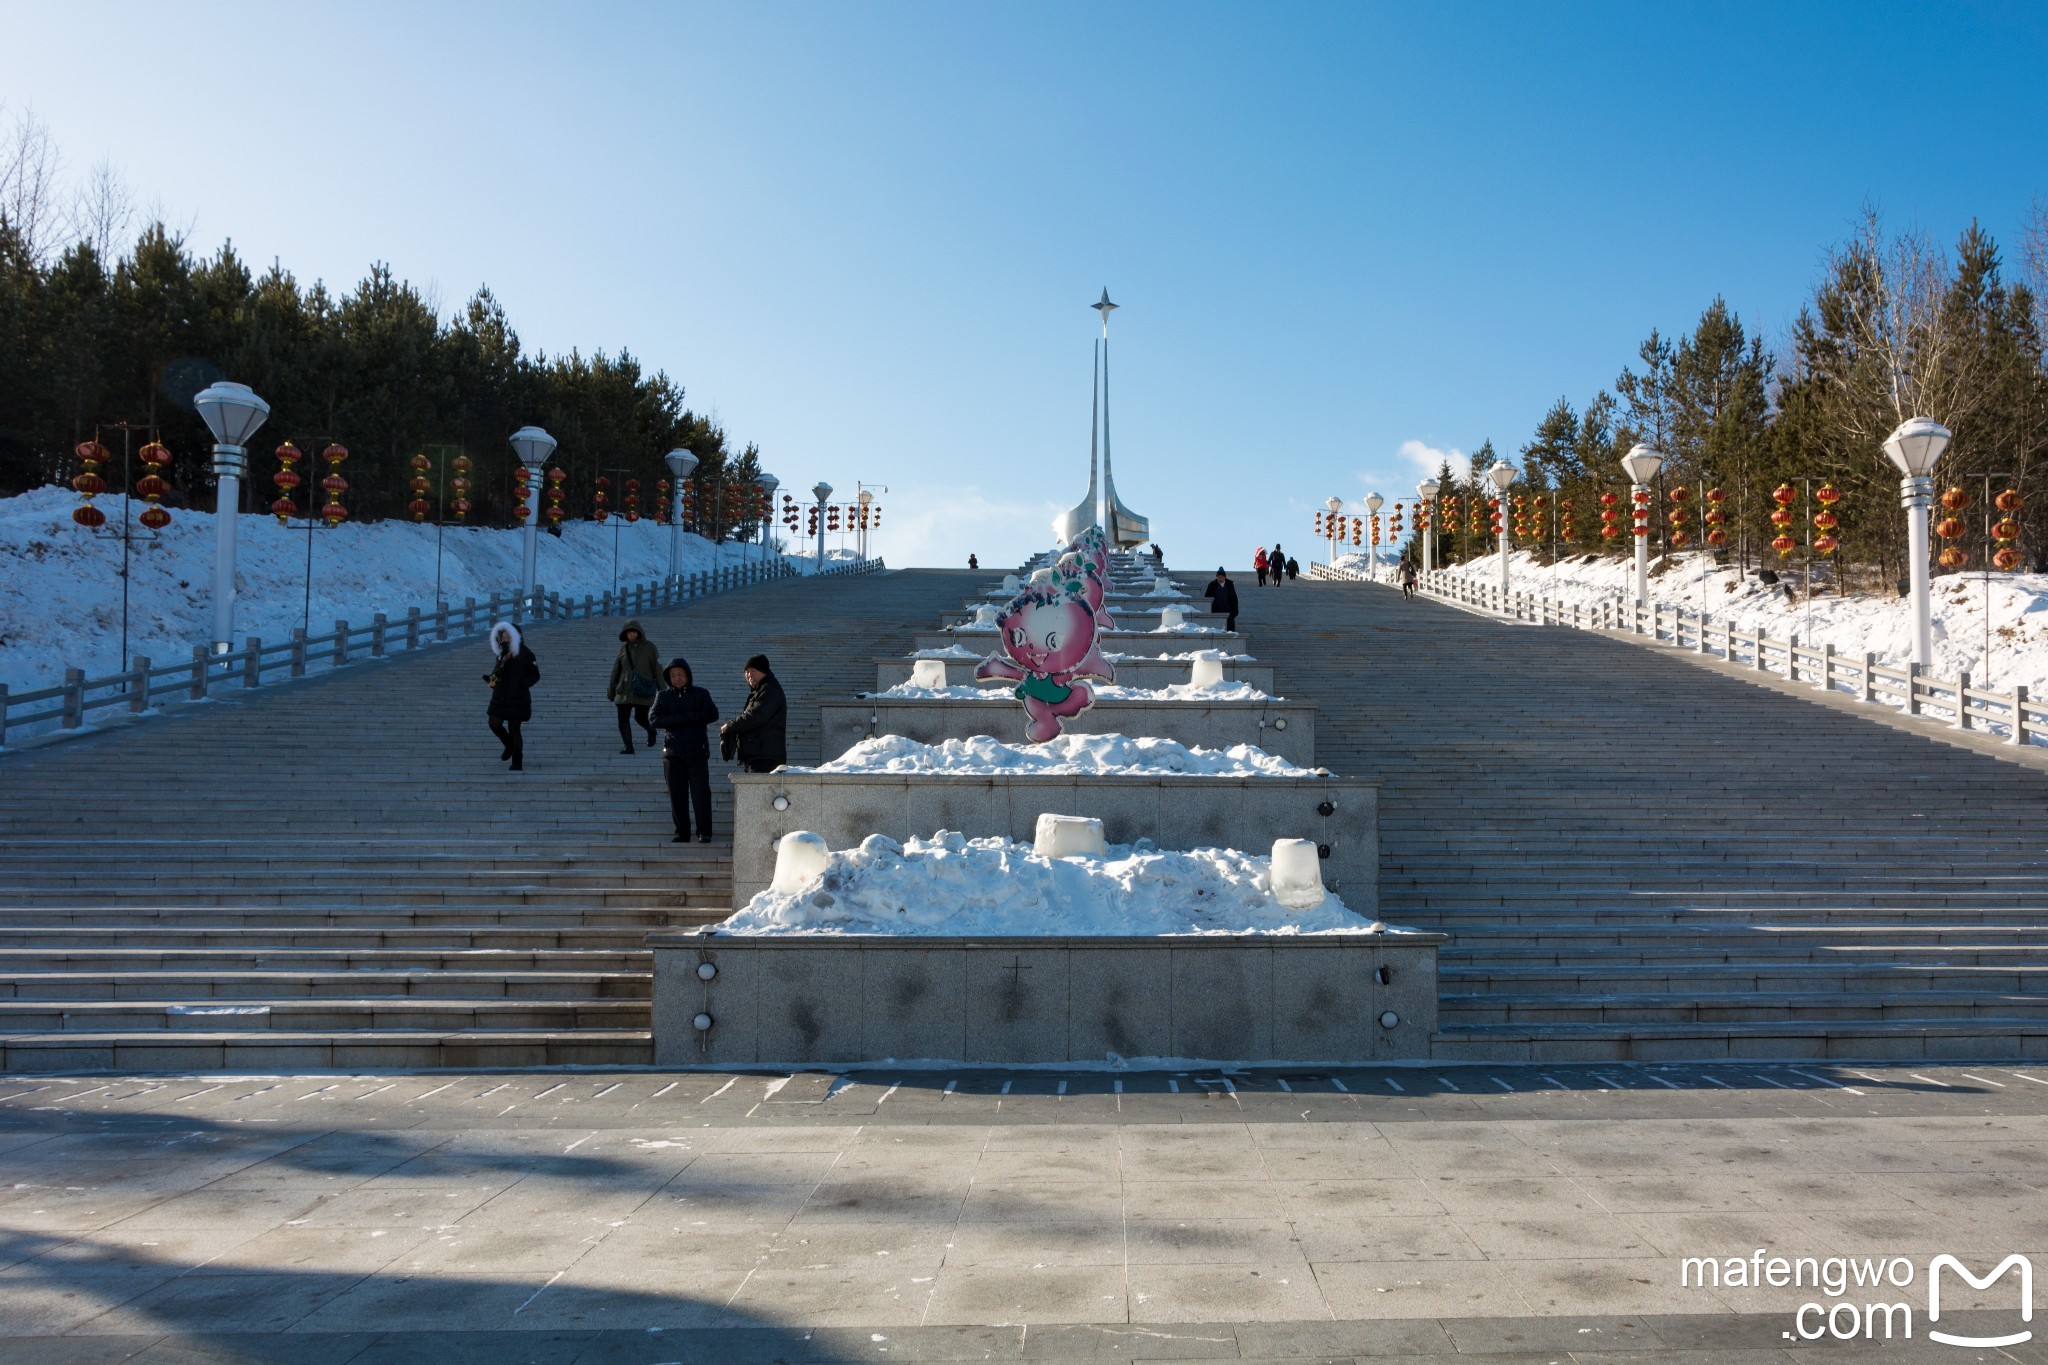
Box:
left=799, top=733, right=1316, bottom=776
left=0, top=484, right=818, bottom=691
left=869, top=680, right=1274, bottom=702
left=1427, top=546, right=2048, bottom=695
left=720, top=831, right=1378, bottom=936
left=941, top=622, right=1228, bottom=638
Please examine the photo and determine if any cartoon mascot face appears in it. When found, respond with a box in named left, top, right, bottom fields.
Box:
left=973, top=585, right=1115, bottom=742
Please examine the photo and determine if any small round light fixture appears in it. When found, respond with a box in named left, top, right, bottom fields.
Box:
left=692, top=1013, right=714, bottom=1032
left=772, top=794, right=791, bottom=812
left=696, top=962, right=718, bottom=981
left=1378, top=1010, right=1400, bottom=1029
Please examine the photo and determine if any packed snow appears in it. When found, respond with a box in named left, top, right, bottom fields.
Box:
left=1104, top=649, right=1252, bottom=662
left=797, top=733, right=1316, bottom=776
left=1430, top=547, right=2048, bottom=696
left=869, top=680, right=1275, bottom=702
left=909, top=645, right=986, bottom=659
left=943, top=622, right=1227, bottom=637
left=719, top=831, right=1377, bottom=936
left=0, top=484, right=823, bottom=691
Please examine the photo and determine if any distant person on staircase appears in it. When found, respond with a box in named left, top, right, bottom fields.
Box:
left=1285, top=555, right=1299, bottom=581
left=968, top=554, right=978, bottom=570
left=650, top=657, right=720, bottom=843
left=1254, top=547, right=1269, bottom=587
left=483, top=621, right=540, bottom=772
left=1400, top=558, right=1418, bottom=600
left=608, top=620, right=661, bottom=754
left=1270, top=544, right=1286, bottom=585
left=721, top=654, right=788, bottom=773
left=1204, top=567, right=1239, bottom=632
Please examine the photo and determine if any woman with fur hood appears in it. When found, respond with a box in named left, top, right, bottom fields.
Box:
left=484, top=621, right=540, bottom=771
left=607, top=619, right=661, bottom=754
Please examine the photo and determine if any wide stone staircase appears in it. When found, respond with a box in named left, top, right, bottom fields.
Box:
left=1249, top=577, right=2048, bottom=1062
left=0, top=568, right=973, bottom=1070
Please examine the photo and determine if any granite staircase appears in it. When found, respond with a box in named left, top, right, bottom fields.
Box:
left=1251, top=577, right=2048, bottom=1062
left=0, top=569, right=975, bottom=1070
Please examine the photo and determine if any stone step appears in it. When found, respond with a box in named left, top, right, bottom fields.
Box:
left=0, top=948, right=653, bottom=970
left=0, top=970, right=652, bottom=1001
left=1441, top=989, right=2048, bottom=1026
left=0, top=889, right=724, bottom=908
left=0, top=997, right=649, bottom=1032
left=0, top=1029, right=656, bottom=1071
left=0, top=907, right=715, bottom=928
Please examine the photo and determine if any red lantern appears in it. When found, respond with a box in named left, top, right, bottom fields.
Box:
left=1996, top=488, right=2023, bottom=514
left=545, top=467, right=567, bottom=525
left=72, top=439, right=109, bottom=527
left=593, top=474, right=610, bottom=524
left=1995, top=547, right=2023, bottom=571
left=73, top=504, right=106, bottom=529
left=450, top=455, right=472, bottom=522
left=1939, top=546, right=1968, bottom=569
left=318, top=442, right=349, bottom=526
left=135, top=440, right=174, bottom=529
left=1940, top=486, right=1969, bottom=512
left=625, top=477, right=641, bottom=524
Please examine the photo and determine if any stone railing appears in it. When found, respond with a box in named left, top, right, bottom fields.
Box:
left=1309, top=559, right=2046, bottom=749
left=0, top=554, right=884, bottom=748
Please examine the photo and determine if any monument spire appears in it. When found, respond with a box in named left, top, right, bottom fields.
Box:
left=1096, top=289, right=1149, bottom=548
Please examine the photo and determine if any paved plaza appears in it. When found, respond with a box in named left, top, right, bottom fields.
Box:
left=1, top=1061, right=2046, bottom=1361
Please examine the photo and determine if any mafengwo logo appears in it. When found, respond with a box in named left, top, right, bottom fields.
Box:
left=1680, top=1250, right=2032, bottom=1346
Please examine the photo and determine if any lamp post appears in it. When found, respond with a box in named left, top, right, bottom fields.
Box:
left=1324, top=496, right=1343, bottom=567
left=813, top=481, right=833, bottom=567
left=1882, top=416, right=1952, bottom=669
left=509, top=426, right=556, bottom=598
left=1485, top=462, right=1516, bottom=598
left=857, top=489, right=874, bottom=561
left=1415, top=480, right=1439, bottom=575
left=758, top=472, right=779, bottom=564
left=1620, top=444, right=1666, bottom=608
left=193, top=381, right=271, bottom=653
left=1363, top=493, right=1385, bottom=581
left=662, top=448, right=698, bottom=582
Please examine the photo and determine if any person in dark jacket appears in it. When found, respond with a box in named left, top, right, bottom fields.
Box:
left=1270, top=543, right=1286, bottom=585
left=1285, top=555, right=1300, bottom=581
left=483, top=621, right=540, bottom=772
left=607, top=620, right=661, bottom=754
left=1203, top=567, right=1239, bottom=632
left=649, top=656, right=720, bottom=843
left=721, top=653, right=788, bottom=773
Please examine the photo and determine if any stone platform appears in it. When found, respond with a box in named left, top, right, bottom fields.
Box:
left=651, top=929, right=1439, bottom=1065
left=723, top=769, right=1378, bottom=909
left=911, top=627, right=1244, bottom=653
left=817, top=695, right=1316, bottom=766
left=875, top=654, right=1278, bottom=692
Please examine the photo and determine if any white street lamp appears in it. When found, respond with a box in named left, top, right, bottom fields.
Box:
left=758, top=473, right=780, bottom=564
left=1882, top=416, right=1952, bottom=669
left=1415, top=480, right=1439, bottom=575
left=509, top=425, right=557, bottom=597
left=813, top=481, right=833, bottom=567
left=1485, top=461, right=1516, bottom=598
left=1364, top=493, right=1385, bottom=581
left=1324, top=496, right=1343, bottom=568
left=192, top=381, right=271, bottom=653
left=1619, top=444, right=1665, bottom=607
left=663, top=448, right=698, bottom=581
left=857, top=488, right=875, bottom=561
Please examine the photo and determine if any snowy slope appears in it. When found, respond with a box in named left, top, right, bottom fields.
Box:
left=0, top=484, right=814, bottom=692
left=1410, top=547, right=2048, bottom=697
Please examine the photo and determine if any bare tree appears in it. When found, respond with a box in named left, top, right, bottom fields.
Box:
left=66, top=156, right=134, bottom=262
left=2022, top=197, right=2048, bottom=340
left=0, top=101, right=64, bottom=261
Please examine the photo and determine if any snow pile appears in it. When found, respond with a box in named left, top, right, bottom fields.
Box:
left=909, top=645, right=986, bottom=659
left=869, top=680, right=1274, bottom=702
left=799, top=733, right=1315, bottom=776
left=0, top=484, right=799, bottom=691
left=1434, top=548, right=2048, bottom=695
left=1104, top=650, right=1252, bottom=662
left=1149, top=622, right=1227, bottom=635
left=720, top=831, right=1375, bottom=936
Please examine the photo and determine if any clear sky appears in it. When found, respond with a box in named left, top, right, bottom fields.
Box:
left=6, top=1, right=2046, bottom=572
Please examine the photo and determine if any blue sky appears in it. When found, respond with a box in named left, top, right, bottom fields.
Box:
left=5, top=1, right=2046, bottom=571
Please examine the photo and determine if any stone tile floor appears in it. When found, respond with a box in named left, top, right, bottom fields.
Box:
left=0, top=1062, right=2044, bottom=1361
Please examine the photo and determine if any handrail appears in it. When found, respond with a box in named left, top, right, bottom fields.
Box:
left=0, top=554, right=885, bottom=748
left=1307, top=558, right=2040, bottom=750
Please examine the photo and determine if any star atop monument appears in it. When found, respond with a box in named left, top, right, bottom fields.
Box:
left=1092, top=288, right=1117, bottom=319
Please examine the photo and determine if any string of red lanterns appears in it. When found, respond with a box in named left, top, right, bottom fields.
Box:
left=1668, top=484, right=1691, bottom=548
left=592, top=474, right=611, bottom=524
left=136, top=442, right=173, bottom=530
left=1813, top=483, right=1840, bottom=556
left=273, top=441, right=303, bottom=522
left=1705, top=487, right=1727, bottom=546
left=449, top=454, right=472, bottom=522
left=319, top=442, right=350, bottom=526
left=72, top=440, right=109, bottom=529
left=408, top=453, right=432, bottom=521
left=545, top=467, right=566, bottom=526
left=1994, top=488, right=2024, bottom=571
left=1935, top=484, right=1969, bottom=568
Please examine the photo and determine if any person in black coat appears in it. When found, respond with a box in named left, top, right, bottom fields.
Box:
left=1285, top=555, right=1300, bottom=581
left=648, top=656, right=721, bottom=843
left=721, top=653, right=788, bottom=773
left=1203, top=568, right=1240, bottom=632
left=483, top=621, right=540, bottom=772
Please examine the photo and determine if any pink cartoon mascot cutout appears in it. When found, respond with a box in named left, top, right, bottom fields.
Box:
left=1049, top=551, right=1115, bottom=631
left=974, top=584, right=1115, bottom=742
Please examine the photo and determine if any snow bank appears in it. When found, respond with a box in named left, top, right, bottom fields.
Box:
left=0, top=484, right=798, bottom=690
left=1435, top=547, right=2048, bottom=695
left=869, top=680, right=1275, bottom=702
left=797, top=733, right=1316, bottom=776
left=1104, top=650, right=1252, bottom=662
left=720, top=831, right=1376, bottom=936
left=909, top=645, right=986, bottom=659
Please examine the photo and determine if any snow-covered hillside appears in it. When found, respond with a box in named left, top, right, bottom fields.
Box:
left=1400, top=546, right=2048, bottom=696
left=0, top=484, right=836, bottom=692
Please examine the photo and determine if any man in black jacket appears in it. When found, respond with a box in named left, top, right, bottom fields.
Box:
left=649, top=657, right=720, bottom=842
left=721, top=653, right=788, bottom=773
left=1203, top=568, right=1239, bottom=632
